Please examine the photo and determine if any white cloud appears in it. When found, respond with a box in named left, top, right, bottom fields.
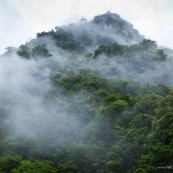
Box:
left=0, top=0, right=173, bottom=54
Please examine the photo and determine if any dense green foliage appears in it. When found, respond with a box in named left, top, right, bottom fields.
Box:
left=0, top=72, right=173, bottom=172
left=1, top=12, right=173, bottom=172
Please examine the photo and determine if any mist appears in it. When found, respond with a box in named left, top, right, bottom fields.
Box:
left=1, top=12, right=172, bottom=144
left=0, top=12, right=171, bottom=140
left=1, top=42, right=171, bottom=147
left=0, top=53, right=83, bottom=151
left=0, top=11, right=173, bottom=172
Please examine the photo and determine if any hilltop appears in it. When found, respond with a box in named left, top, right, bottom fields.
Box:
left=0, top=12, right=173, bottom=173
left=4, top=12, right=144, bottom=58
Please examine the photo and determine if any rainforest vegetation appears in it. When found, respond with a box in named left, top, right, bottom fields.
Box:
left=0, top=12, right=173, bottom=173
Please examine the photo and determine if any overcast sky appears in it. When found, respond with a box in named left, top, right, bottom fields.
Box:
left=1, top=0, right=173, bottom=54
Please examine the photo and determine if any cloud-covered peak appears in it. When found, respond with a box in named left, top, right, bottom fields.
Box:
left=92, top=11, right=123, bottom=25
left=52, top=11, right=145, bottom=51
left=90, top=11, right=144, bottom=45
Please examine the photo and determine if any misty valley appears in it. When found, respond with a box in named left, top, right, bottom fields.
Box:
left=0, top=12, right=173, bottom=173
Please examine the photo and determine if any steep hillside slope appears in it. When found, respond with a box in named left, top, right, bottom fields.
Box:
left=0, top=12, right=173, bottom=173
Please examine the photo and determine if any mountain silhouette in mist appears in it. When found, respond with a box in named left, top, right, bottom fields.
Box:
left=11, top=11, right=144, bottom=57
left=54, top=11, right=144, bottom=47
left=1, top=11, right=173, bottom=173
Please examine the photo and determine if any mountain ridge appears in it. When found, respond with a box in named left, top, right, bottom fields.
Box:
left=0, top=11, right=173, bottom=173
left=11, top=11, right=145, bottom=57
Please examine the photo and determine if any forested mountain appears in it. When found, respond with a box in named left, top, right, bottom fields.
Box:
left=0, top=12, right=173, bottom=173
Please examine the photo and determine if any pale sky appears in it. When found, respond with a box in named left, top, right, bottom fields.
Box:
left=1, top=0, right=173, bottom=54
